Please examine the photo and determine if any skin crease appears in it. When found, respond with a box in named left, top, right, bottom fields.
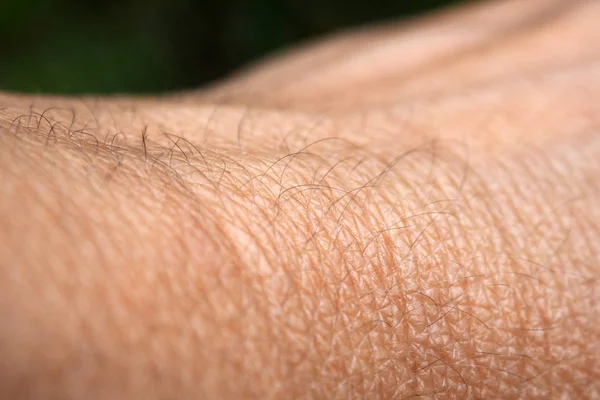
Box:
left=0, top=0, right=599, bottom=398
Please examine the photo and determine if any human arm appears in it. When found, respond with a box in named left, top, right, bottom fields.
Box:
left=1, top=0, right=599, bottom=398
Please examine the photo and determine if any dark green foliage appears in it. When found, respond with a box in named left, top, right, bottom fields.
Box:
left=0, top=0, right=462, bottom=94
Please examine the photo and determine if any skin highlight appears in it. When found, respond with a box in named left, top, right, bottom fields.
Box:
left=0, top=0, right=599, bottom=398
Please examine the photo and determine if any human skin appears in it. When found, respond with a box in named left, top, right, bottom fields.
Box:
left=0, top=0, right=599, bottom=398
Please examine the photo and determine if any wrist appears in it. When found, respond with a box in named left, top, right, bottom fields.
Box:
left=0, top=98, right=597, bottom=399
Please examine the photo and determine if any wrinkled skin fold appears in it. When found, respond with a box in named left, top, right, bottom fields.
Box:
left=0, top=0, right=599, bottom=398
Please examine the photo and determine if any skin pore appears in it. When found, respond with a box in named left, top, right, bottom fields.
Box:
left=0, top=0, right=599, bottom=398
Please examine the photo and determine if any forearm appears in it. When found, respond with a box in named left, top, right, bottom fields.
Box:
left=1, top=93, right=598, bottom=399
left=2, top=0, right=600, bottom=397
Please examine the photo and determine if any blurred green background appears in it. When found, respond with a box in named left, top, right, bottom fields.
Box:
left=0, top=0, right=463, bottom=94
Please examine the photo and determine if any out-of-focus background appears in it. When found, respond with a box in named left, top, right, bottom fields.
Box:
left=1, top=0, right=463, bottom=94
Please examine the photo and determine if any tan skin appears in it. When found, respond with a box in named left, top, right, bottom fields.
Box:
left=1, top=0, right=599, bottom=398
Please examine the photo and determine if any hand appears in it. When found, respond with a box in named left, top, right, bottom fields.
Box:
left=1, top=0, right=598, bottom=398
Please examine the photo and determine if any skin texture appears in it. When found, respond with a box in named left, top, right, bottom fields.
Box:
left=0, top=0, right=599, bottom=398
